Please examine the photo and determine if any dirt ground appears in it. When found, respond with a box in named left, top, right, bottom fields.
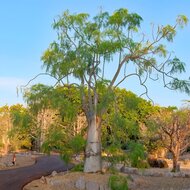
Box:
left=0, top=152, right=37, bottom=170
left=130, top=175, right=190, bottom=190
left=129, top=158, right=190, bottom=190
left=24, top=172, right=111, bottom=190
left=24, top=155, right=190, bottom=190
left=23, top=169, right=190, bottom=190
left=2, top=152, right=190, bottom=190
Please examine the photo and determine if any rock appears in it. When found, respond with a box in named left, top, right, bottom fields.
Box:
left=172, top=172, right=185, bottom=178
left=6, top=162, right=14, bottom=167
left=165, top=172, right=173, bottom=177
left=102, top=161, right=111, bottom=170
left=148, top=158, right=168, bottom=168
left=48, top=178, right=62, bottom=186
left=57, top=171, right=67, bottom=176
left=40, top=176, right=46, bottom=184
left=151, top=172, right=164, bottom=177
left=120, top=167, right=138, bottom=174
left=75, top=177, right=85, bottom=190
left=99, top=184, right=105, bottom=190
left=86, top=181, right=100, bottom=190
left=115, top=163, right=124, bottom=171
left=51, top=170, right=58, bottom=177
left=184, top=173, right=190, bottom=178
left=45, top=177, right=52, bottom=185
left=129, top=174, right=139, bottom=182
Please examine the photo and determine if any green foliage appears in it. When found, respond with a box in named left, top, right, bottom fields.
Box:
left=108, top=175, right=128, bottom=190
left=161, top=24, right=176, bottom=42
left=69, top=135, right=86, bottom=154
left=26, top=84, right=81, bottom=121
left=41, top=125, right=66, bottom=154
left=102, top=88, right=153, bottom=151
left=168, top=57, right=186, bottom=74
left=23, top=8, right=190, bottom=173
left=41, top=9, right=190, bottom=122
left=24, top=84, right=53, bottom=115
left=104, top=144, right=128, bottom=167
left=9, top=104, right=33, bottom=150
left=170, top=79, right=190, bottom=95
left=60, top=135, right=86, bottom=163
left=52, top=85, right=81, bottom=122
left=71, top=163, right=84, bottom=172
left=154, top=44, right=167, bottom=57
left=42, top=123, right=86, bottom=164
left=176, top=15, right=188, bottom=28
left=127, top=141, right=147, bottom=168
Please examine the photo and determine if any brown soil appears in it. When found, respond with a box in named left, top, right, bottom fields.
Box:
left=130, top=175, right=190, bottom=190
left=3, top=152, right=189, bottom=190
left=24, top=170, right=190, bottom=190
left=24, top=158, right=190, bottom=190
left=24, top=172, right=111, bottom=190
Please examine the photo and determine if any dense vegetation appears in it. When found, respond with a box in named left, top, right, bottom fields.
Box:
left=1, top=8, right=190, bottom=176
left=40, top=8, right=189, bottom=172
left=1, top=86, right=190, bottom=173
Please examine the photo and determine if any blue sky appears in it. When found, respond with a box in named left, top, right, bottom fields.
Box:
left=0, top=0, right=190, bottom=107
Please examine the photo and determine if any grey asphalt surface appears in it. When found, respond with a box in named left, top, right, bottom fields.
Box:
left=0, top=155, right=73, bottom=190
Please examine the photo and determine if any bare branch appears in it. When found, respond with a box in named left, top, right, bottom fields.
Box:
left=114, top=73, right=138, bottom=88
left=20, top=73, right=59, bottom=88
left=149, top=72, right=159, bottom=81
left=151, top=23, right=155, bottom=41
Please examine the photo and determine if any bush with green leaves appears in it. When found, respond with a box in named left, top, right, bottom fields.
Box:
left=127, top=141, right=148, bottom=168
left=103, top=144, right=128, bottom=167
left=60, top=134, right=86, bottom=163
left=42, top=124, right=86, bottom=164
left=108, top=175, right=128, bottom=190
left=71, top=163, right=84, bottom=172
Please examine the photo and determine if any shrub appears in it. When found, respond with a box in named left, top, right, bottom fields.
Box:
left=108, top=175, right=128, bottom=190
left=127, top=141, right=147, bottom=168
left=71, top=163, right=84, bottom=172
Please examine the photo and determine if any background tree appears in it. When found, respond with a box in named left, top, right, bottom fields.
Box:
left=8, top=104, right=33, bottom=151
left=38, top=9, right=189, bottom=172
left=24, top=84, right=64, bottom=151
left=0, top=106, right=12, bottom=154
left=101, top=88, right=154, bottom=167
left=24, top=84, right=86, bottom=153
left=149, top=108, right=190, bottom=172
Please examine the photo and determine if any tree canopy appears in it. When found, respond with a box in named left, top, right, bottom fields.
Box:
left=33, top=8, right=190, bottom=172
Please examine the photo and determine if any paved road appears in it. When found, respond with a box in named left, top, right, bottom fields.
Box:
left=0, top=155, right=73, bottom=190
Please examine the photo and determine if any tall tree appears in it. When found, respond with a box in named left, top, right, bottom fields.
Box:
left=41, top=9, right=189, bottom=172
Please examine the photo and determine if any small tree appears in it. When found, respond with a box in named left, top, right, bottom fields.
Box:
left=9, top=104, right=33, bottom=151
left=151, top=108, right=190, bottom=172
left=0, top=106, right=12, bottom=154
left=37, top=9, right=190, bottom=172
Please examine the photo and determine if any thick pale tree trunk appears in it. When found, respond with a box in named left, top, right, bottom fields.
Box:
left=84, top=114, right=102, bottom=172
